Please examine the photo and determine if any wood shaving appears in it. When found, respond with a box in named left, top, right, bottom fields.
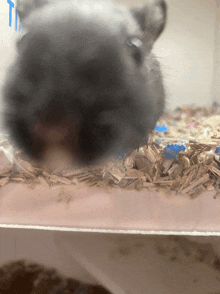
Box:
left=1, top=105, right=220, bottom=199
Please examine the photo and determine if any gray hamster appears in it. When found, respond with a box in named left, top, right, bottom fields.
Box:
left=3, top=0, right=167, bottom=166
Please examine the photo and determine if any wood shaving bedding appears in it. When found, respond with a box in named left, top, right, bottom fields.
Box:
left=1, top=105, right=220, bottom=199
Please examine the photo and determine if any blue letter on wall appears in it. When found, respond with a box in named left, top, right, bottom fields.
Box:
left=15, top=8, right=18, bottom=31
left=7, top=0, right=14, bottom=27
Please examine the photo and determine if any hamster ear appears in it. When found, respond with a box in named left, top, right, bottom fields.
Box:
left=131, top=0, right=167, bottom=45
left=17, top=0, right=50, bottom=23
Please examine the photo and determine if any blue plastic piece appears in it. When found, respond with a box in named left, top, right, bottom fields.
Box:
left=167, top=144, right=186, bottom=153
left=154, top=125, right=168, bottom=132
left=162, top=144, right=186, bottom=159
left=215, top=146, right=220, bottom=154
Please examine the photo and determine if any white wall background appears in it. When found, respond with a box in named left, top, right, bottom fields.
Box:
left=0, top=0, right=20, bottom=87
left=157, top=0, right=216, bottom=110
left=0, top=0, right=21, bottom=132
left=0, top=0, right=217, bottom=115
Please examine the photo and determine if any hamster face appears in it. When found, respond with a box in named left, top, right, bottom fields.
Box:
left=3, top=0, right=167, bottom=166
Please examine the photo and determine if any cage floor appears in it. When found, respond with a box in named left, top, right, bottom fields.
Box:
left=0, top=181, right=219, bottom=235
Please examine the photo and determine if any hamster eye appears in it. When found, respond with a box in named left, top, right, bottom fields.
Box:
left=126, top=37, right=143, bottom=65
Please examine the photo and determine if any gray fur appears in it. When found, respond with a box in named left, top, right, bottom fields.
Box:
left=3, top=0, right=167, bottom=165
